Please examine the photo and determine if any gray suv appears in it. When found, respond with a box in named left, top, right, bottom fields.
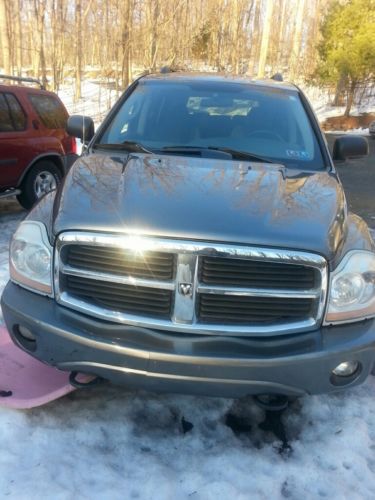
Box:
left=2, top=72, right=374, bottom=400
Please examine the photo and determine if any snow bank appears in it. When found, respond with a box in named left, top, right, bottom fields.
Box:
left=0, top=359, right=375, bottom=498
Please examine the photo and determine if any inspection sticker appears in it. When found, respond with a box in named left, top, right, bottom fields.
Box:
left=286, top=149, right=311, bottom=160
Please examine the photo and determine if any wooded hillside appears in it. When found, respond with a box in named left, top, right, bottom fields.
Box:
left=0, top=0, right=374, bottom=116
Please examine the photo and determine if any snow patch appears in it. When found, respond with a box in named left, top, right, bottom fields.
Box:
left=325, top=128, right=371, bottom=136
left=302, top=85, right=375, bottom=124
left=58, top=80, right=119, bottom=128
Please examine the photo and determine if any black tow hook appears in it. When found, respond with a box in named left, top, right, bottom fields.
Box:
left=69, top=371, right=105, bottom=389
left=253, top=394, right=289, bottom=412
left=0, top=390, right=12, bottom=398
left=254, top=394, right=292, bottom=454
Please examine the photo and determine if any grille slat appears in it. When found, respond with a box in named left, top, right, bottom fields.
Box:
left=67, top=284, right=171, bottom=305
left=200, top=257, right=317, bottom=289
left=66, top=275, right=173, bottom=317
left=66, top=245, right=175, bottom=280
left=198, top=294, right=313, bottom=324
left=69, top=256, right=173, bottom=268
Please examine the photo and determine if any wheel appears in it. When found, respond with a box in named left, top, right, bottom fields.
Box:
left=17, top=161, right=62, bottom=209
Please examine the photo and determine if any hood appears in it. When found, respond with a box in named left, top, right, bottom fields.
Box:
left=53, top=153, right=346, bottom=261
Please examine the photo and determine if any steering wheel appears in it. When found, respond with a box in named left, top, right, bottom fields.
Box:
left=247, top=130, right=285, bottom=142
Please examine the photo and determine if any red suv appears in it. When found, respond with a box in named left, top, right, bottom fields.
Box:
left=0, top=75, right=77, bottom=209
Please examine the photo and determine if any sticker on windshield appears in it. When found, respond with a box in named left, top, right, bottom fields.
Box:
left=286, top=149, right=311, bottom=161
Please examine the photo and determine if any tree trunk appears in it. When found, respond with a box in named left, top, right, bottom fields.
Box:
left=333, top=73, right=347, bottom=106
left=289, top=0, right=305, bottom=81
left=257, top=0, right=273, bottom=77
left=276, top=0, right=287, bottom=70
left=15, top=0, right=22, bottom=76
left=149, top=0, right=159, bottom=70
left=344, top=81, right=356, bottom=117
left=121, top=0, right=130, bottom=89
left=75, top=0, right=82, bottom=100
left=0, top=0, right=11, bottom=74
left=250, top=0, right=262, bottom=75
left=34, top=0, right=48, bottom=88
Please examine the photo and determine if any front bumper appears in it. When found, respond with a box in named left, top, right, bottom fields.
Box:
left=2, top=282, right=375, bottom=398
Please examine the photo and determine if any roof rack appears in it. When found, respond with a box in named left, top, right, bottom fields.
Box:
left=159, top=65, right=190, bottom=74
left=271, top=73, right=283, bottom=82
left=0, top=74, right=45, bottom=90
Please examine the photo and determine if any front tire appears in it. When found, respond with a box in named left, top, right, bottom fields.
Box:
left=17, top=161, right=62, bottom=209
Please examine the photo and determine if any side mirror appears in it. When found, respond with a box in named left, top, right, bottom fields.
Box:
left=66, top=115, right=95, bottom=143
left=332, top=135, right=369, bottom=161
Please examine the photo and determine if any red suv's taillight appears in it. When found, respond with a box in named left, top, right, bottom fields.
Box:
left=69, top=136, right=77, bottom=155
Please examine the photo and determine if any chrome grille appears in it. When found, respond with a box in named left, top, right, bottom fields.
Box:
left=200, top=256, right=317, bottom=290
left=198, top=294, right=314, bottom=324
left=65, top=275, right=173, bottom=318
left=66, top=245, right=175, bottom=280
left=55, top=232, right=328, bottom=337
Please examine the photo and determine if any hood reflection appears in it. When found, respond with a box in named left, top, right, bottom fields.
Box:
left=54, top=153, right=346, bottom=260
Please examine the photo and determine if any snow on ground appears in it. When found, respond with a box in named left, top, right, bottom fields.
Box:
left=325, top=128, right=372, bottom=136
left=1, top=201, right=375, bottom=498
left=58, top=79, right=120, bottom=128
left=302, top=86, right=375, bottom=126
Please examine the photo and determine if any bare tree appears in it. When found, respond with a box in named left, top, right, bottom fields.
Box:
left=75, top=0, right=82, bottom=99
left=120, top=0, right=131, bottom=88
left=0, top=0, right=11, bottom=74
left=1, top=0, right=331, bottom=98
left=33, top=0, right=48, bottom=87
left=15, top=0, right=23, bottom=76
left=257, top=0, right=274, bottom=77
left=289, top=0, right=306, bottom=81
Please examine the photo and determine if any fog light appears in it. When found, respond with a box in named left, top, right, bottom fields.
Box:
left=18, top=325, right=36, bottom=341
left=332, top=361, right=359, bottom=377
left=13, top=325, right=37, bottom=352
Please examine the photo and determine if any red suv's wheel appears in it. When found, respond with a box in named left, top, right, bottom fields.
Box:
left=17, top=161, right=62, bottom=209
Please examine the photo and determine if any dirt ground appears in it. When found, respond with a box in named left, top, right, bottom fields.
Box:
left=322, top=113, right=375, bottom=131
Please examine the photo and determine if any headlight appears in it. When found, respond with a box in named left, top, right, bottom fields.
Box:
left=325, top=250, right=375, bottom=324
left=10, top=221, right=53, bottom=296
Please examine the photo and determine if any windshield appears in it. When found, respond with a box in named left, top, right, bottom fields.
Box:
left=98, top=80, right=324, bottom=169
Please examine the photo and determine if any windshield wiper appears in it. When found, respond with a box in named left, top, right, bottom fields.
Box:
left=93, top=141, right=153, bottom=154
left=161, top=145, right=274, bottom=163
left=161, top=146, right=207, bottom=154
left=205, top=147, right=275, bottom=163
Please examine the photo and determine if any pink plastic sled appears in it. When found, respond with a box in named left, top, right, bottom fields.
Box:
left=0, top=326, right=79, bottom=409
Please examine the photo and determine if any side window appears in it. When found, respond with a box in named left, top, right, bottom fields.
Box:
left=0, top=94, right=14, bottom=132
left=5, top=93, right=27, bottom=130
left=28, top=94, right=67, bottom=129
left=0, top=93, right=26, bottom=132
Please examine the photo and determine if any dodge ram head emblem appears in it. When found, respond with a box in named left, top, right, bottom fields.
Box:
left=178, top=282, right=193, bottom=297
